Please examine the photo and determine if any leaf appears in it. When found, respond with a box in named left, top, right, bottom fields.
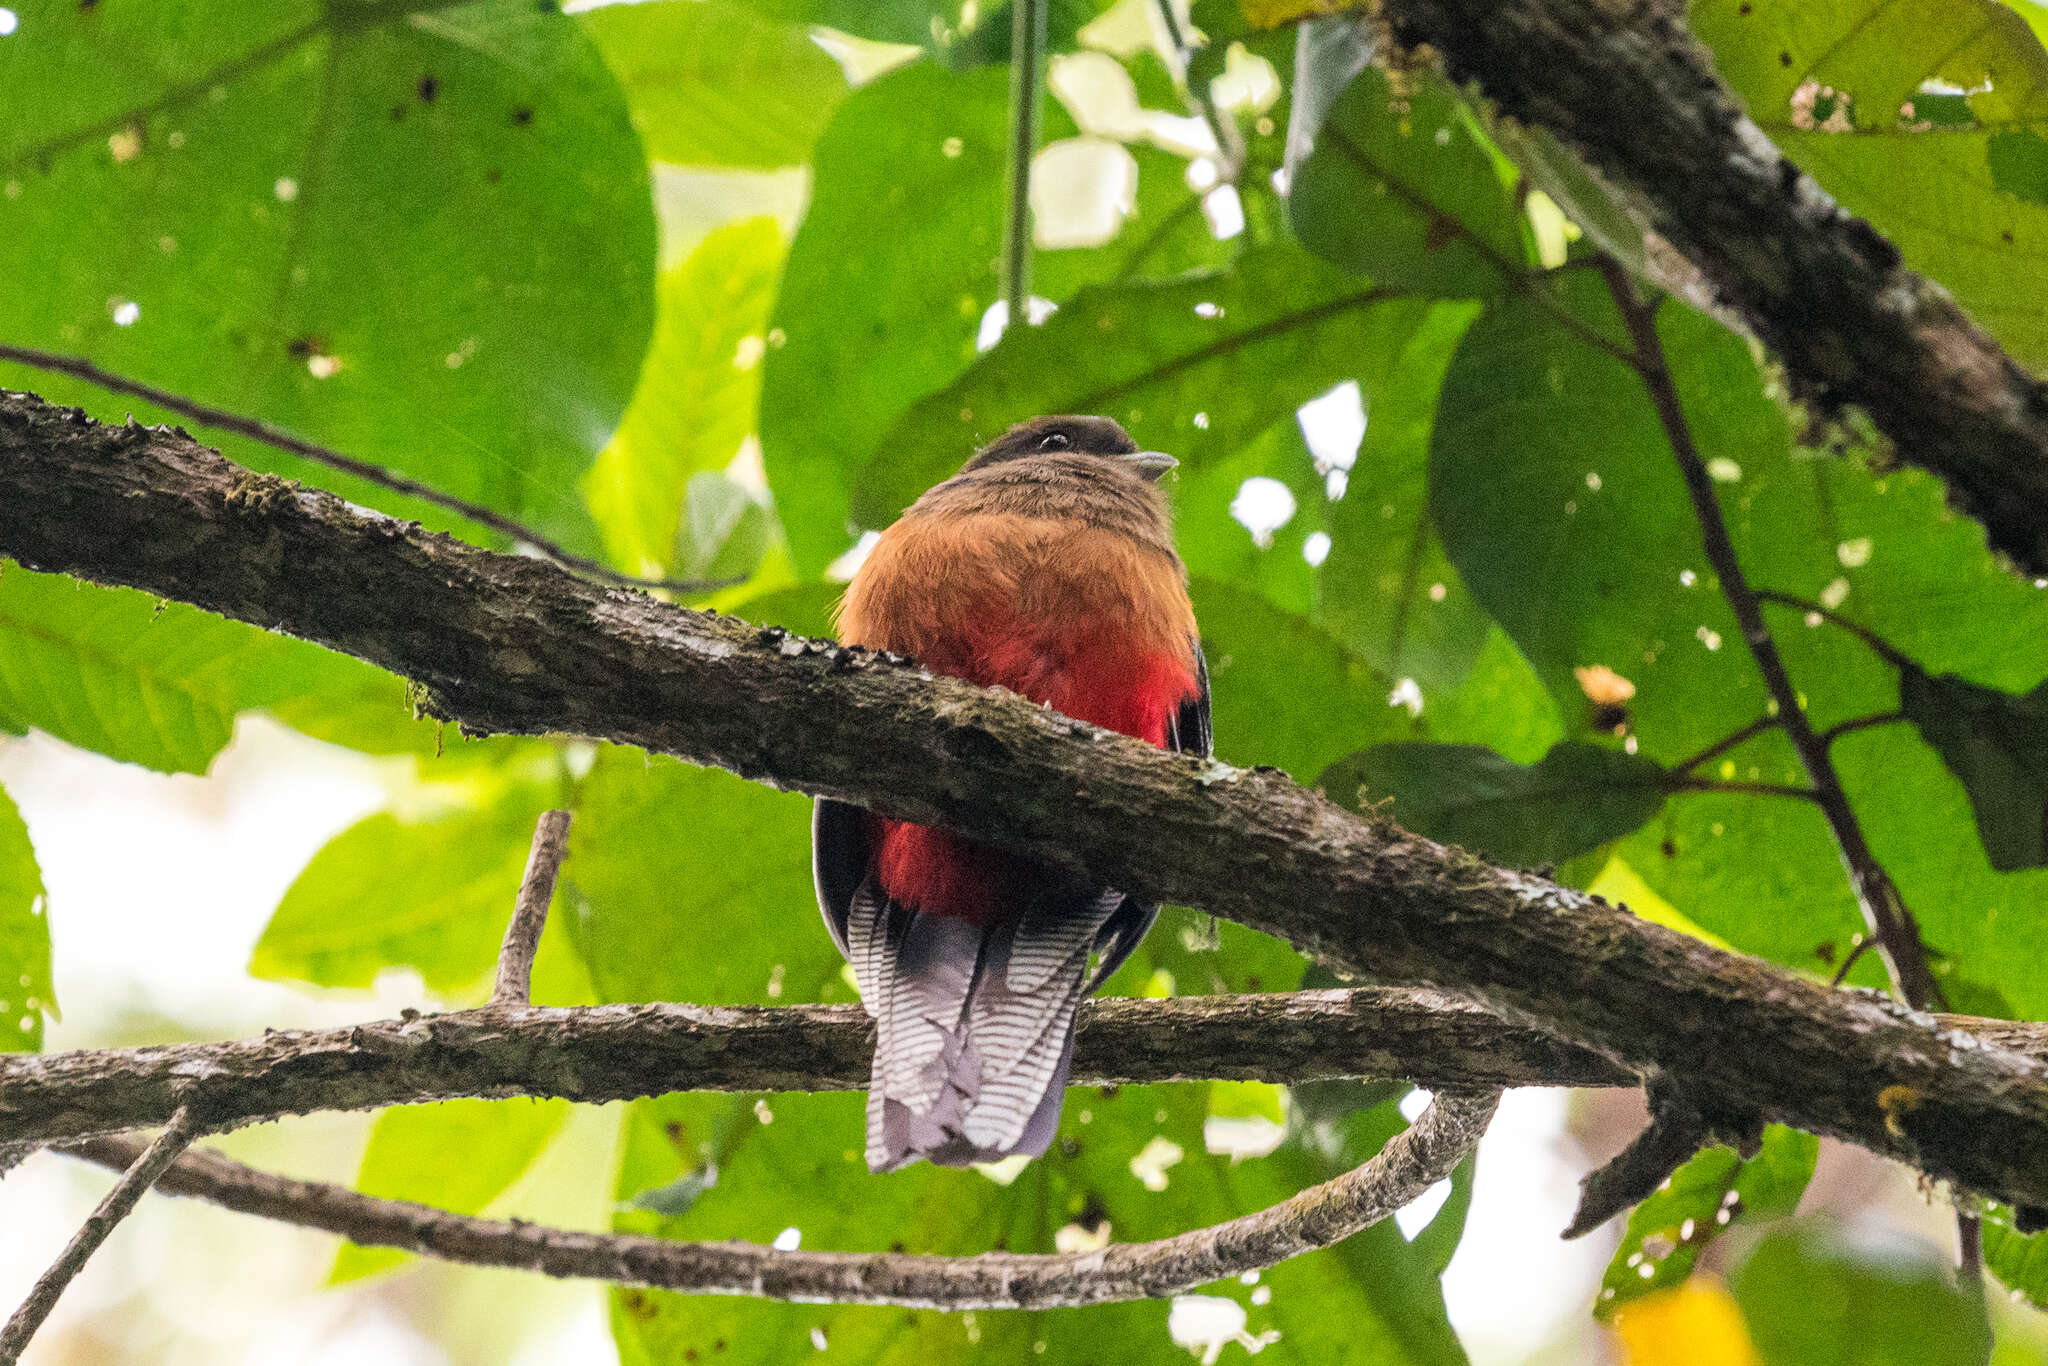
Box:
left=332, top=1097, right=571, bottom=1282
left=251, top=780, right=560, bottom=997
left=1982, top=1204, right=2048, bottom=1310
left=679, top=471, right=772, bottom=584
left=0, top=562, right=403, bottom=773
left=1192, top=576, right=1414, bottom=781
left=584, top=217, right=783, bottom=579
left=0, top=784, right=52, bottom=1053
left=1692, top=0, right=2048, bottom=368
left=1610, top=1280, right=1760, bottom=1366
left=1288, top=63, right=1528, bottom=296
left=579, top=0, right=849, bottom=168
left=1596, top=1126, right=1818, bottom=1320
left=1321, top=740, right=1669, bottom=868
left=1899, top=669, right=2048, bottom=871
left=758, top=59, right=1167, bottom=573
left=0, top=0, right=655, bottom=550
left=856, top=245, right=1440, bottom=531
left=1729, top=1221, right=1990, bottom=1366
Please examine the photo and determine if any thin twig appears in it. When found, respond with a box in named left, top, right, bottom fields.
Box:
left=1753, top=589, right=1915, bottom=669
left=0, top=1108, right=198, bottom=1364
left=1153, top=0, right=1243, bottom=181
left=1003, top=0, right=1047, bottom=330
left=1598, top=257, right=1943, bottom=1013
left=1672, top=714, right=1779, bottom=774
left=490, top=810, right=571, bottom=1007
left=0, top=343, right=736, bottom=597
left=69, top=1091, right=1497, bottom=1308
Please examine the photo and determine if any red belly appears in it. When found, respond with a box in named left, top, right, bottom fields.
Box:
left=871, top=621, right=1196, bottom=920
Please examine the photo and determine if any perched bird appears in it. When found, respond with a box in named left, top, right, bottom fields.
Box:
left=813, top=415, right=1211, bottom=1173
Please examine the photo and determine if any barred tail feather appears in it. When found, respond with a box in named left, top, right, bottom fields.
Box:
left=850, top=886, right=1125, bottom=1173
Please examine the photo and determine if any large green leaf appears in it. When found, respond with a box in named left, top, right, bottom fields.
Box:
left=0, top=784, right=52, bottom=1053
left=251, top=777, right=565, bottom=997
left=0, top=562, right=417, bottom=773
left=856, top=246, right=1438, bottom=531
left=0, top=0, right=656, bottom=550
left=1432, top=280, right=2048, bottom=1007
left=1596, top=1125, right=1818, bottom=1319
left=584, top=217, right=783, bottom=578
left=1288, top=61, right=1529, bottom=296
left=1730, top=1221, right=1991, bottom=1366
left=1694, top=0, right=2048, bottom=369
left=332, top=1096, right=570, bottom=1282
left=1320, top=740, right=1669, bottom=868
left=580, top=0, right=849, bottom=168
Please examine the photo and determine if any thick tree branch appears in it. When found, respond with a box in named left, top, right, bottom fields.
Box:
left=1380, top=0, right=2048, bottom=578
left=6, top=394, right=2048, bottom=1211
left=0, top=990, right=1627, bottom=1147
left=68, top=1091, right=1497, bottom=1309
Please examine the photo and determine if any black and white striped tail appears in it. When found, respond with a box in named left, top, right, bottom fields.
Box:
left=844, top=879, right=1135, bottom=1172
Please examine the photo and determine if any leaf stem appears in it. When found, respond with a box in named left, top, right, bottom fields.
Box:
left=1004, top=0, right=1048, bottom=331
left=1817, top=711, right=1908, bottom=749
left=1753, top=589, right=1914, bottom=670
left=1595, top=256, right=1943, bottom=1013
left=1672, top=714, right=1779, bottom=775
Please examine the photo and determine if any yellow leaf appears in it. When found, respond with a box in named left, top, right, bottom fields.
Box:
left=1612, top=1279, right=1759, bottom=1366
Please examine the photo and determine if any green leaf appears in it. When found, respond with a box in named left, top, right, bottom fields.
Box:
left=1596, top=1125, right=1818, bottom=1319
left=584, top=217, right=783, bottom=579
left=1900, top=669, right=2048, bottom=871
left=0, top=562, right=414, bottom=773
left=580, top=0, right=849, bottom=168
left=1693, top=0, right=2048, bottom=368
left=1321, top=740, right=1669, bottom=867
left=0, top=0, right=656, bottom=550
left=678, top=472, right=772, bottom=584
left=1288, top=63, right=1528, bottom=296
left=758, top=59, right=1165, bottom=572
left=0, top=784, right=53, bottom=1053
left=856, top=245, right=1440, bottom=531
left=1730, top=1221, right=1991, bottom=1366
left=332, top=1097, right=570, bottom=1282
left=251, top=780, right=560, bottom=996
left=1192, top=576, right=1414, bottom=781
left=1983, top=1205, right=2048, bottom=1310
left=565, top=752, right=841, bottom=1008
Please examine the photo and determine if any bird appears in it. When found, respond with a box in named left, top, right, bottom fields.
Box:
left=812, top=414, right=1211, bottom=1173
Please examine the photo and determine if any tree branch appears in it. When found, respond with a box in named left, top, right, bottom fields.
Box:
left=490, top=810, right=570, bottom=1008
left=0, top=1108, right=197, bottom=1364
left=1379, top=0, right=2048, bottom=579
left=68, top=1092, right=1497, bottom=1309
left=6, top=392, right=2048, bottom=1210
left=0, top=989, right=1629, bottom=1148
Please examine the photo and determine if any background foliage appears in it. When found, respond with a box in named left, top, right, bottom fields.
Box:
left=3, top=0, right=2047, bottom=1361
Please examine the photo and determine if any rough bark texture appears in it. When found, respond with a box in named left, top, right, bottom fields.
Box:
left=1382, top=0, right=2048, bottom=578
left=70, top=1091, right=1497, bottom=1308
left=5, top=394, right=2048, bottom=1209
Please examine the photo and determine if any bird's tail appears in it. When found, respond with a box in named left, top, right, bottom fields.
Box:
left=845, top=882, right=1126, bottom=1172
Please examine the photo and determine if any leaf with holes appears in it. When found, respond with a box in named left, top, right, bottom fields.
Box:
left=1900, top=669, right=2048, bottom=871
left=1321, top=740, right=1669, bottom=868
left=1596, top=1126, right=1817, bottom=1320
left=0, top=0, right=655, bottom=551
left=1693, top=0, right=2048, bottom=368
left=0, top=784, right=52, bottom=1053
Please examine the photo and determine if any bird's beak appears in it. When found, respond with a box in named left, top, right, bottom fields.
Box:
left=1124, top=450, right=1178, bottom=481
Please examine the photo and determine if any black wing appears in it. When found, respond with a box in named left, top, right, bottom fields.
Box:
left=813, top=797, right=868, bottom=963
left=1086, top=638, right=1211, bottom=989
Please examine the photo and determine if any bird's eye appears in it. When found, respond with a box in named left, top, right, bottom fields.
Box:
left=1037, top=431, right=1071, bottom=451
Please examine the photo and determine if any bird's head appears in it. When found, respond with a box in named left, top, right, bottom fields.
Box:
left=962, top=415, right=1178, bottom=482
